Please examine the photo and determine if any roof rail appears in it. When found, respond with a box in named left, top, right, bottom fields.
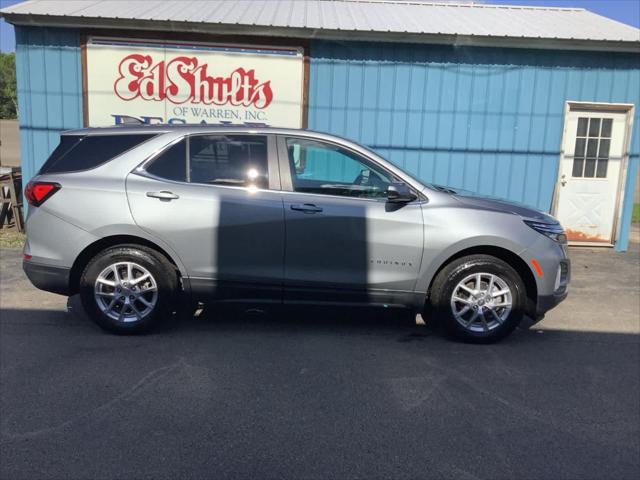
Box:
left=115, top=116, right=146, bottom=126
left=112, top=119, right=270, bottom=128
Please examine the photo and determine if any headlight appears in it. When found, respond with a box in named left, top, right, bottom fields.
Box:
left=524, top=220, right=567, bottom=244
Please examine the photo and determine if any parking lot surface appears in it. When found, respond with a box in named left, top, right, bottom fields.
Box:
left=1, top=235, right=639, bottom=480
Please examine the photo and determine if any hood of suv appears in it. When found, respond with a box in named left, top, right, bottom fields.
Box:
left=430, top=185, right=558, bottom=223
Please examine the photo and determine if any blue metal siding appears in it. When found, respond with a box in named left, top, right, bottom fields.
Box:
left=308, top=41, right=640, bottom=250
left=14, top=26, right=83, bottom=185
left=12, top=30, right=639, bottom=250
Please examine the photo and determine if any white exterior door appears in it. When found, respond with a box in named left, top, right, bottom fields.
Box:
left=555, top=106, right=631, bottom=245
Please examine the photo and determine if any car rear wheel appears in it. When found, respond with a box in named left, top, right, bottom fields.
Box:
left=428, top=254, right=525, bottom=343
left=79, top=245, right=178, bottom=334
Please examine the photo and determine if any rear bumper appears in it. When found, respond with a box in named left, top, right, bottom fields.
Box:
left=23, top=260, right=70, bottom=296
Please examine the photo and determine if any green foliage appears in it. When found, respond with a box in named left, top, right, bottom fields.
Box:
left=0, top=52, right=17, bottom=119
left=633, top=203, right=640, bottom=223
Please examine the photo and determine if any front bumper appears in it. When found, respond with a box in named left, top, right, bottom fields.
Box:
left=23, top=260, right=70, bottom=296
left=537, top=289, right=569, bottom=316
left=528, top=257, right=570, bottom=324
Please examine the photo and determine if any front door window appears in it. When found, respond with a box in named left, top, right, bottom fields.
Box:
left=285, top=138, right=395, bottom=199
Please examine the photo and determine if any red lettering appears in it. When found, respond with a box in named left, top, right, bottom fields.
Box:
left=113, top=54, right=274, bottom=108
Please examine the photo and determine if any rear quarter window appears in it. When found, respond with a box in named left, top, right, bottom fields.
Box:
left=39, top=134, right=156, bottom=174
left=145, top=139, right=187, bottom=182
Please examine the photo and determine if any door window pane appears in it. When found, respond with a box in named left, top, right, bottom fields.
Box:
left=572, top=158, right=584, bottom=177
left=285, top=138, right=395, bottom=199
left=601, top=118, right=613, bottom=138
left=146, top=140, right=187, bottom=182
left=577, top=117, right=588, bottom=136
left=588, top=118, right=601, bottom=137
left=596, top=138, right=610, bottom=178
left=189, top=135, right=268, bottom=188
left=598, top=138, right=610, bottom=159
left=584, top=158, right=596, bottom=177
left=596, top=159, right=608, bottom=178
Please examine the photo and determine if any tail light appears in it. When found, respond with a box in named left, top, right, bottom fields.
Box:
left=24, top=181, right=61, bottom=207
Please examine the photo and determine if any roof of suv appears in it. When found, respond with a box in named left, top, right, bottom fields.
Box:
left=63, top=125, right=318, bottom=136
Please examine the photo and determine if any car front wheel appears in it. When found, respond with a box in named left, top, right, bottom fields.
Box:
left=428, top=254, right=526, bottom=343
left=79, top=245, right=178, bottom=334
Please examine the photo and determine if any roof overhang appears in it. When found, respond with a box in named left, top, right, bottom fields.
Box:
left=2, top=13, right=639, bottom=53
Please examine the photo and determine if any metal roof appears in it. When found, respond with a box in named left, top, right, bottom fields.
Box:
left=2, top=0, right=639, bottom=51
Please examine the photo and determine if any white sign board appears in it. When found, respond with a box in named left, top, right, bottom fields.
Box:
left=85, top=38, right=305, bottom=127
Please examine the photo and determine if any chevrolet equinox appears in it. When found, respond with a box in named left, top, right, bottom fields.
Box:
left=23, top=126, right=569, bottom=342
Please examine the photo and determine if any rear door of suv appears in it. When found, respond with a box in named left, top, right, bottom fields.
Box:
left=126, top=133, right=285, bottom=301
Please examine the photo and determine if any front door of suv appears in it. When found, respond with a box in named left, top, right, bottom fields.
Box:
left=126, top=133, right=284, bottom=301
left=277, top=136, right=424, bottom=306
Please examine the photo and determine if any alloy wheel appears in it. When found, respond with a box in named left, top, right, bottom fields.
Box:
left=450, top=272, right=513, bottom=333
left=94, top=261, right=158, bottom=323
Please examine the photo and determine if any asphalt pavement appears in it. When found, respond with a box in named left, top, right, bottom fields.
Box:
left=1, top=236, right=639, bottom=480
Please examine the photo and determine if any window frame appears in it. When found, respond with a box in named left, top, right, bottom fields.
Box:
left=137, top=133, right=281, bottom=191
left=275, top=134, right=422, bottom=203
left=571, top=116, right=613, bottom=180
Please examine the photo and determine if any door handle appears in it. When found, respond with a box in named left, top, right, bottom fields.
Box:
left=146, top=191, right=179, bottom=200
left=290, top=203, right=323, bottom=214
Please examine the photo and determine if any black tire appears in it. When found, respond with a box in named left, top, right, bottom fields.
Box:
left=79, top=245, right=178, bottom=334
left=428, top=254, right=525, bottom=343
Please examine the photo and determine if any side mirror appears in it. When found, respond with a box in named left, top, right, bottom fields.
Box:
left=387, top=182, right=416, bottom=203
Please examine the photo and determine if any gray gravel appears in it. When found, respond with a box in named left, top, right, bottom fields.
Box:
left=1, top=236, right=638, bottom=480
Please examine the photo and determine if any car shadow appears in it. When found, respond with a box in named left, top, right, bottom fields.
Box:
left=0, top=296, right=617, bottom=348
left=184, top=303, right=438, bottom=342
left=6, top=295, right=436, bottom=342
left=1, top=296, right=637, bottom=348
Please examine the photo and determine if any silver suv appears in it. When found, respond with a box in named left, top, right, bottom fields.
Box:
left=23, top=126, right=569, bottom=342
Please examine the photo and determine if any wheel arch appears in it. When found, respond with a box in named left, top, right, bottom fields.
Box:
left=68, top=235, right=185, bottom=296
left=425, top=245, right=538, bottom=317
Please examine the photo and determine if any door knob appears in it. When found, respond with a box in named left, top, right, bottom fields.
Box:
left=146, top=191, right=179, bottom=200
left=290, top=203, right=323, bottom=213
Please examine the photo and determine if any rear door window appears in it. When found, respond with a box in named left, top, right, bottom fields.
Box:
left=143, top=134, right=270, bottom=189
left=39, top=134, right=156, bottom=174
left=189, top=135, right=268, bottom=188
